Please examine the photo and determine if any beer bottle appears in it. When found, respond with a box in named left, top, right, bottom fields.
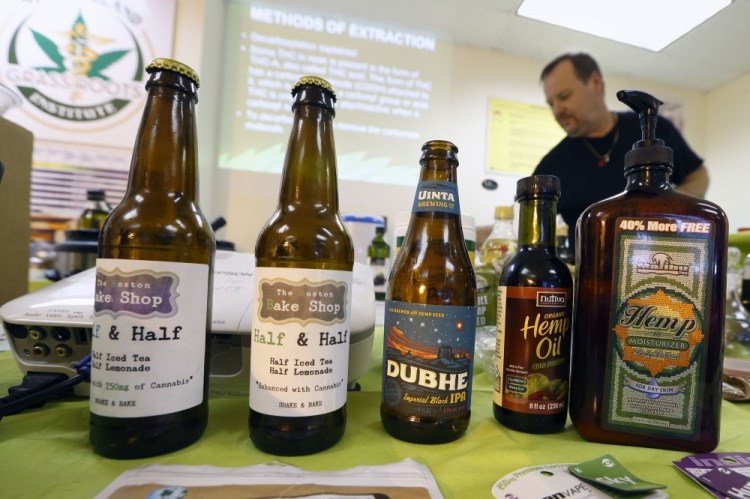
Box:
left=381, top=140, right=477, bottom=444
left=90, top=58, right=215, bottom=459
left=368, top=225, right=390, bottom=301
left=571, top=90, right=728, bottom=451
left=77, top=189, right=112, bottom=230
left=249, top=76, right=354, bottom=455
left=493, top=175, right=573, bottom=434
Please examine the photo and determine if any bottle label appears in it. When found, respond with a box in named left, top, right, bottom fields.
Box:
left=604, top=216, right=715, bottom=437
left=494, top=286, right=571, bottom=415
left=250, top=267, right=352, bottom=417
left=382, top=301, right=477, bottom=419
left=411, top=180, right=461, bottom=215
left=90, top=259, right=210, bottom=418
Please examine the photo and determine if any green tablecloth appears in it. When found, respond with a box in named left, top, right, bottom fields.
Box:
left=1, top=328, right=748, bottom=498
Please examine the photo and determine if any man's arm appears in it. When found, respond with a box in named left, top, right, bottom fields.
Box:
left=674, top=164, right=709, bottom=198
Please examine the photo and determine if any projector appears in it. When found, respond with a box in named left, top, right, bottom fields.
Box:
left=0, top=250, right=376, bottom=396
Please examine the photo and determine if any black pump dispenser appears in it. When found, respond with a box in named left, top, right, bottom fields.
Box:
left=617, top=89, right=674, bottom=172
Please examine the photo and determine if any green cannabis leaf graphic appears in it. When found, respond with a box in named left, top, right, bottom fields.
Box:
left=88, top=50, right=129, bottom=80
left=31, top=13, right=130, bottom=79
left=31, top=29, right=65, bottom=73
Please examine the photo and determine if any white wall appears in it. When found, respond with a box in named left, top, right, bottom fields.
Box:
left=706, top=73, right=750, bottom=233
left=177, top=0, right=733, bottom=252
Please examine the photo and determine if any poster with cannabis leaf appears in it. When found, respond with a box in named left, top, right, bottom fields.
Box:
left=0, top=0, right=176, bottom=148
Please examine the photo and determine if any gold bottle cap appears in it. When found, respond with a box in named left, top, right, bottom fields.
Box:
left=495, top=206, right=514, bottom=220
left=292, top=75, right=335, bottom=99
left=146, top=58, right=200, bottom=87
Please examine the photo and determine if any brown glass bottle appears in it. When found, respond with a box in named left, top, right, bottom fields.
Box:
left=249, top=76, right=353, bottom=456
left=381, top=140, right=477, bottom=444
left=493, top=175, right=573, bottom=433
left=90, top=59, right=215, bottom=459
left=570, top=90, right=727, bottom=452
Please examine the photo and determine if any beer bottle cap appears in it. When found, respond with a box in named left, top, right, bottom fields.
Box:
left=146, top=58, right=200, bottom=87
left=292, top=76, right=336, bottom=100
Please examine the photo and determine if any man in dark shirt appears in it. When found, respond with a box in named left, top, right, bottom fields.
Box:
left=533, top=53, right=709, bottom=250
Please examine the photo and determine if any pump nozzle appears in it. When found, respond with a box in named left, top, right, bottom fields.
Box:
left=617, top=90, right=662, bottom=143
left=616, top=89, right=673, bottom=171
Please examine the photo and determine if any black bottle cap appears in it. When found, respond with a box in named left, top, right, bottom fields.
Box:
left=87, top=189, right=105, bottom=200
left=617, top=90, right=674, bottom=172
left=516, top=174, right=560, bottom=200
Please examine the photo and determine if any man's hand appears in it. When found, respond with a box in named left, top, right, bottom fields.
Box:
left=675, top=164, right=709, bottom=198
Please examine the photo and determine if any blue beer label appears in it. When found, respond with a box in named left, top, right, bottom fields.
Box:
left=411, top=181, right=461, bottom=215
left=382, top=300, right=477, bottom=419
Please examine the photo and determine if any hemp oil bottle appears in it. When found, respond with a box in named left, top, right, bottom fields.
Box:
left=493, top=175, right=573, bottom=433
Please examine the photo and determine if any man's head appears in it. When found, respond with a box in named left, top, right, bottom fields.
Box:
left=541, top=52, right=609, bottom=138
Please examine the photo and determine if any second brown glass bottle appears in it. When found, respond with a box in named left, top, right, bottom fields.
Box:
left=381, top=140, right=477, bottom=444
left=249, top=76, right=353, bottom=456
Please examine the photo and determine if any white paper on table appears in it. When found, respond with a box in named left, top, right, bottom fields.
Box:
left=94, top=458, right=443, bottom=499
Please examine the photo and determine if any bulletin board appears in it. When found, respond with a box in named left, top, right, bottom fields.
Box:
left=486, top=97, right=565, bottom=175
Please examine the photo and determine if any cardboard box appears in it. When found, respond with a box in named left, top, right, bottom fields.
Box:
left=0, top=116, right=33, bottom=306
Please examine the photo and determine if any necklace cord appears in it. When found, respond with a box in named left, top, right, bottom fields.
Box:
left=581, top=116, right=619, bottom=167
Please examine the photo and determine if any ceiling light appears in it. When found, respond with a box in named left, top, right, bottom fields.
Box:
left=517, top=0, right=731, bottom=52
